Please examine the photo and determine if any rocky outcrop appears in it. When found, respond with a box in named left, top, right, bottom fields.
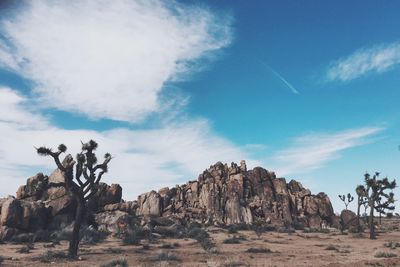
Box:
left=135, top=161, right=335, bottom=228
left=4, top=171, right=123, bottom=235
left=0, top=160, right=335, bottom=240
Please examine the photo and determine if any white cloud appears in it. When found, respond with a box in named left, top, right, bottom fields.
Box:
left=272, top=127, right=384, bottom=176
left=0, top=0, right=232, bottom=122
left=0, top=87, right=257, bottom=199
left=327, top=42, right=400, bottom=81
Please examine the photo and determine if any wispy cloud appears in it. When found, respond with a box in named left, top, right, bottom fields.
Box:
left=272, top=127, right=384, bottom=176
left=0, top=1, right=232, bottom=122
left=258, top=60, right=299, bottom=94
left=0, top=87, right=259, bottom=199
left=327, top=42, right=400, bottom=82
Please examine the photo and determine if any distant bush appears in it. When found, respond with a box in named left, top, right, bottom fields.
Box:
left=325, top=244, right=339, bottom=251
left=223, top=237, right=241, bottom=244
left=11, top=233, right=34, bottom=244
left=151, top=251, right=181, bottom=262
left=246, top=247, right=272, bottom=253
left=384, top=241, right=400, bottom=249
left=100, top=258, right=129, bottom=267
left=375, top=251, right=397, bottom=258
left=80, top=226, right=109, bottom=245
left=277, top=227, right=295, bottom=234
left=122, top=226, right=152, bottom=245
left=16, top=243, right=34, bottom=254
left=0, top=255, right=5, bottom=264
left=36, top=250, right=69, bottom=263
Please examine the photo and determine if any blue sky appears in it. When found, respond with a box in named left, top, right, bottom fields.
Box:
left=0, top=1, right=399, bottom=213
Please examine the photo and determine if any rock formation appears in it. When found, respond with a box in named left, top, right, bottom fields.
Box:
left=0, top=160, right=335, bottom=241
left=134, top=161, right=335, bottom=229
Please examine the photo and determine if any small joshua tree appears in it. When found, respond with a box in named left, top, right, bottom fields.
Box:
left=36, top=140, right=112, bottom=258
left=355, top=185, right=368, bottom=232
left=338, top=193, right=354, bottom=210
left=360, top=172, right=396, bottom=239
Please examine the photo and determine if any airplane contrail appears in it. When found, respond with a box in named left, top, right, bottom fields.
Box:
left=258, top=60, right=300, bottom=94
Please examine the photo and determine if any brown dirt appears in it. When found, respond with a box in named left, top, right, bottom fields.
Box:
left=1, top=228, right=400, bottom=266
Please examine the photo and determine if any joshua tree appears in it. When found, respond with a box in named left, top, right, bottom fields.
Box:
left=338, top=193, right=354, bottom=210
left=36, top=140, right=112, bottom=258
left=361, top=172, right=396, bottom=239
left=375, top=195, right=395, bottom=225
left=355, top=185, right=368, bottom=232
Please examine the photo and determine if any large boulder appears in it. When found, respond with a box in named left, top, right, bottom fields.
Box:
left=47, top=154, right=74, bottom=184
left=137, top=191, right=162, bottom=216
left=43, top=186, right=75, bottom=216
left=0, top=198, right=49, bottom=231
left=95, top=210, right=132, bottom=234
left=340, top=209, right=358, bottom=230
left=1, top=198, right=22, bottom=227
left=87, top=183, right=122, bottom=212
left=16, top=173, right=48, bottom=200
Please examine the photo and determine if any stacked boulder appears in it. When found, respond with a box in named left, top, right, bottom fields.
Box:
left=135, top=161, right=335, bottom=228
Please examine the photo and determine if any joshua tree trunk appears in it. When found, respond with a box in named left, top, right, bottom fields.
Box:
left=68, top=195, right=85, bottom=258
left=356, top=196, right=361, bottom=232
left=369, top=200, right=375, bottom=239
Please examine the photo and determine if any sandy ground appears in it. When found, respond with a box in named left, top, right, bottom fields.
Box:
left=1, top=226, right=400, bottom=266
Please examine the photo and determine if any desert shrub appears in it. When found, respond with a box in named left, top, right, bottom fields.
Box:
left=36, top=250, right=69, bottom=263
left=223, top=236, right=246, bottom=244
left=246, top=247, right=272, bottom=253
left=227, top=225, right=239, bottom=234
left=292, top=221, right=305, bottom=230
left=325, top=244, right=339, bottom=251
left=105, top=247, right=124, bottom=254
left=222, top=261, right=249, bottom=267
left=16, top=243, right=34, bottom=254
left=223, top=237, right=241, bottom=244
left=375, top=251, right=397, bottom=258
left=100, top=258, right=129, bottom=267
left=387, top=213, right=394, bottom=218
left=0, top=255, right=4, bottom=264
left=151, top=251, right=181, bottom=262
left=80, top=226, right=109, bottom=244
left=160, top=243, right=174, bottom=249
left=277, top=227, right=295, bottom=233
left=141, top=244, right=150, bottom=250
left=303, top=227, right=317, bottom=233
left=122, top=226, right=152, bottom=245
left=384, top=241, right=400, bottom=249
left=185, top=226, right=215, bottom=251
left=33, top=230, right=52, bottom=242
left=319, top=228, right=330, bottom=234
left=50, top=228, right=72, bottom=241
left=11, top=233, right=34, bottom=243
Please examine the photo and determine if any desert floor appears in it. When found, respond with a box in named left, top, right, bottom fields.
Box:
left=1, top=225, right=400, bottom=267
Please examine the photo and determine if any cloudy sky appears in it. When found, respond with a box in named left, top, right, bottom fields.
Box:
left=0, top=1, right=399, bottom=213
